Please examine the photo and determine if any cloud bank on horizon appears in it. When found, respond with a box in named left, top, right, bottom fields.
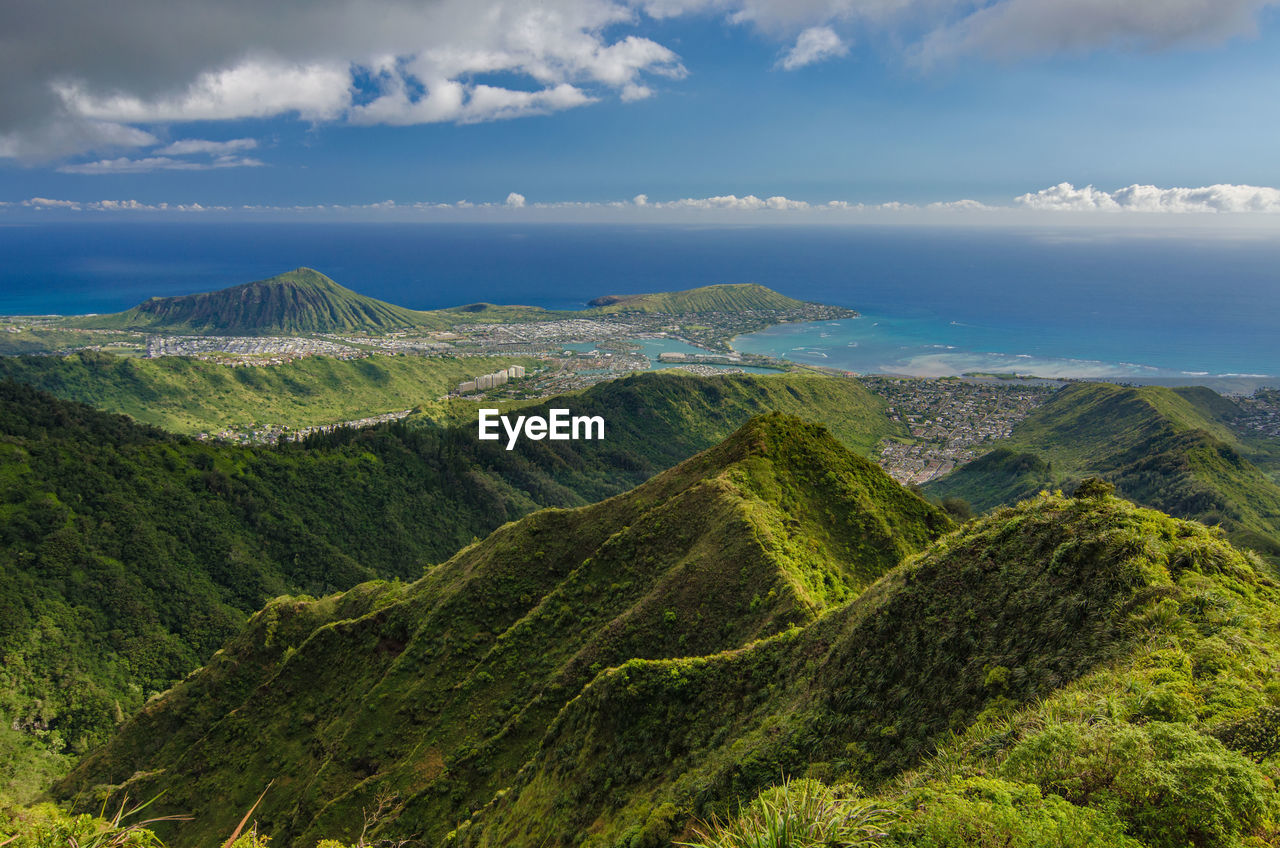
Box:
left=12, top=183, right=1280, bottom=220
left=1015, top=182, right=1280, bottom=214
left=2, top=0, right=1278, bottom=162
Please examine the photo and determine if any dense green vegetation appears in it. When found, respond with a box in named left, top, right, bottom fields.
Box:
left=0, top=350, right=538, bottom=435
left=55, top=414, right=948, bottom=848
left=0, top=372, right=901, bottom=799
left=925, top=382, right=1280, bottom=562
left=0, top=381, right=569, bottom=800
left=69, top=269, right=443, bottom=334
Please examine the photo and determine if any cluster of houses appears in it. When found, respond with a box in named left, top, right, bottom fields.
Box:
left=457, top=364, right=526, bottom=394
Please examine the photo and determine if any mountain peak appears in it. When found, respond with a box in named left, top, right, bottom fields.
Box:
left=71, top=268, right=431, bottom=335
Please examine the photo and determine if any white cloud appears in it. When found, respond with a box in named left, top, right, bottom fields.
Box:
left=652, top=193, right=812, bottom=209
left=505, top=192, right=528, bottom=207
left=23, top=197, right=84, bottom=210
left=54, top=62, right=352, bottom=124
left=621, top=83, right=654, bottom=101
left=57, top=154, right=265, bottom=175
left=348, top=77, right=599, bottom=126
left=927, top=198, right=993, bottom=211
left=156, top=138, right=258, bottom=156
left=1015, top=182, right=1280, bottom=213
left=778, top=26, right=849, bottom=69
left=17, top=196, right=227, bottom=212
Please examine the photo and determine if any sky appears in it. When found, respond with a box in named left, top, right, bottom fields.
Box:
left=3, top=0, right=1280, bottom=222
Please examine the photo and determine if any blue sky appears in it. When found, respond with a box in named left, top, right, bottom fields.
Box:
left=3, top=0, right=1280, bottom=219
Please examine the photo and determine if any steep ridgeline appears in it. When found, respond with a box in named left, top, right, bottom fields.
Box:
left=57, top=415, right=950, bottom=847
left=453, top=492, right=1280, bottom=848
left=69, top=268, right=441, bottom=334
left=0, top=373, right=902, bottom=799
left=925, top=382, right=1280, bottom=563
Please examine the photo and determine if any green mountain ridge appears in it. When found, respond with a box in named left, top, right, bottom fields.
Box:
left=925, top=382, right=1280, bottom=562
left=56, top=414, right=951, bottom=847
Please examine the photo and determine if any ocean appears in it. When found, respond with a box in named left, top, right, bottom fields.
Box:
left=0, top=222, right=1276, bottom=389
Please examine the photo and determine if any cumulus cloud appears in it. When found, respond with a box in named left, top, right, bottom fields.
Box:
left=57, top=154, right=265, bottom=174
left=505, top=192, right=527, bottom=207
left=156, top=138, right=258, bottom=156
left=54, top=63, right=352, bottom=124
left=1015, top=182, right=1280, bottom=213
left=651, top=193, right=812, bottom=209
left=17, top=196, right=226, bottom=212
left=4, top=0, right=1274, bottom=162
left=22, top=197, right=84, bottom=210
left=778, top=26, right=849, bottom=69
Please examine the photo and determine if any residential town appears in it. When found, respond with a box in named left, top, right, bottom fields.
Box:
left=1236, top=389, right=1280, bottom=439
left=861, top=377, right=1056, bottom=484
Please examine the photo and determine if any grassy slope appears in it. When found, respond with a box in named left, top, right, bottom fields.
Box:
left=0, top=351, right=537, bottom=434
left=926, top=383, right=1280, bottom=561
left=69, top=268, right=445, bottom=334
left=56, top=415, right=949, bottom=847
left=460, top=493, right=1280, bottom=848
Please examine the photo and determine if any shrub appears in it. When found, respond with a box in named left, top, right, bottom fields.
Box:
left=889, top=777, right=1138, bottom=847
left=1001, top=720, right=1271, bottom=848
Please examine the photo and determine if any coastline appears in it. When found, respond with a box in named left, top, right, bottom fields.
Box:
left=731, top=317, right=1278, bottom=395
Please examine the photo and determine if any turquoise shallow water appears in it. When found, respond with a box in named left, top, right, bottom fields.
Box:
left=734, top=314, right=1276, bottom=392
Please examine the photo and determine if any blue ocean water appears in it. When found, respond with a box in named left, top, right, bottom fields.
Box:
left=0, top=222, right=1276, bottom=386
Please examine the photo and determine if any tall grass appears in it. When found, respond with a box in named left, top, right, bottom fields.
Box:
left=679, top=778, right=893, bottom=848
